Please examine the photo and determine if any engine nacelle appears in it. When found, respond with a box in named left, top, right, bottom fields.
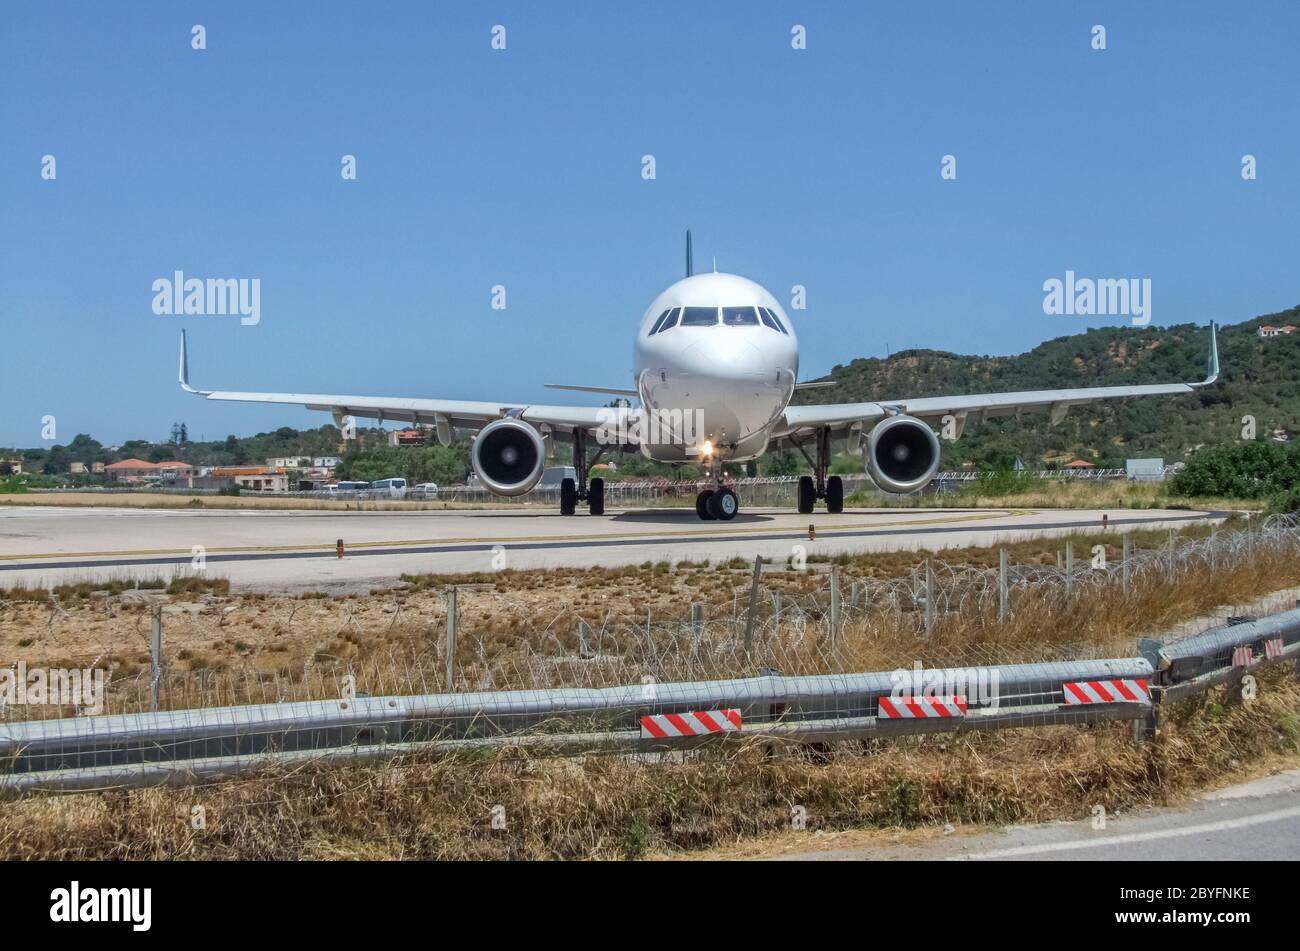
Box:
left=865, top=415, right=940, bottom=494
left=471, top=418, right=546, bottom=496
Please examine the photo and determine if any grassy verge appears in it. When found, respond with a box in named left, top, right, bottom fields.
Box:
left=2, top=668, right=1297, bottom=860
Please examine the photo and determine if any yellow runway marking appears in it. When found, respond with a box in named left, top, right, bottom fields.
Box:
left=0, top=509, right=1030, bottom=563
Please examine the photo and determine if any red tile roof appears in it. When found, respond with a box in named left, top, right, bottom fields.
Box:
left=106, top=458, right=191, bottom=470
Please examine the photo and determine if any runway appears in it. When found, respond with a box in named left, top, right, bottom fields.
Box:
left=0, top=504, right=1222, bottom=591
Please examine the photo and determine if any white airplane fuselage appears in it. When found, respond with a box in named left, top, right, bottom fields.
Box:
left=633, top=272, right=798, bottom=466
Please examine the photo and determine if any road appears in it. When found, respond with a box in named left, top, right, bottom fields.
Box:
left=775, top=769, right=1300, bottom=861
left=0, top=503, right=1221, bottom=591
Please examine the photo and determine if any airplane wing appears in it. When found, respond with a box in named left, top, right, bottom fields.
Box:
left=177, top=331, right=624, bottom=437
left=777, top=322, right=1219, bottom=438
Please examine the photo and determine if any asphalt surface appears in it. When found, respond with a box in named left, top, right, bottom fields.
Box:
left=777, top=769, right=1300, bottom=861
left=0, top=503, right=1221, bottom=591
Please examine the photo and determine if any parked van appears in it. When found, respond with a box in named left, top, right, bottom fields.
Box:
left=370, top=477, right=408, bottom=498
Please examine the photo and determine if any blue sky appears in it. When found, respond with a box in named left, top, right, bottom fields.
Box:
left=2, top=1, right=1298, bottom=446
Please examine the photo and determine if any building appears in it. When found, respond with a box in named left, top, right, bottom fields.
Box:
left=1126, top=458, right=1165, bottom=482
left=90, top=461, right=105, bottom=474
left=266, top=456, right=312, bottom=470
left=312, top=456, right=342, bottom=469
left=1, top=458, right=22, bottom=475
left=105, top=458, right=196, bottom=484
left=196, top=466, right=291, bottom=493
left=1258, top=324, right=1298, bottom=338
left=388, top=428, right=428, bottom=447
left=1062, top=459, right=1096, bottom=470
left=70, top=461, right=86, bottom=474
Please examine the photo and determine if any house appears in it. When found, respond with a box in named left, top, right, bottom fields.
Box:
left=105, top=458, right=196, bottom=484
left=197, top=466, right=291, bottom=493
left=266, top=456, right=312, bottom=470
left=1062, top=459, right=1096, bottom=470
left=1, top=458, right=22, bottom=475
left=388, top=428, right=428, bottom=446
left=1258, top=324, right=1298, bottom=338
left=70, top=461, right=86, bottom=474
left=312, top=456, right=342, bottom=469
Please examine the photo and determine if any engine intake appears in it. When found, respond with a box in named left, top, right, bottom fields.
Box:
left=865, top=415, right=940, bottom=494
left=471, top=418, right=546, bottom=496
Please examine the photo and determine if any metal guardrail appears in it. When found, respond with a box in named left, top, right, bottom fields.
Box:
left=3, top=606, right=1297, bottom=796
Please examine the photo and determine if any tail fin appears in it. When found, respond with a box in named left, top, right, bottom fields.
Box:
left=685, top=229, right=693, bottom=278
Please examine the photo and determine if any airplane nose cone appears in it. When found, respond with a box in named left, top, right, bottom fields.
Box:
left=682, top=340, right=766, bottom=379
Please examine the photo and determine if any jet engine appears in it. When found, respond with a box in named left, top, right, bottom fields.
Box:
left=471, top=418, right=546, bottom=496
left=865, top=415, right=940, bottom=494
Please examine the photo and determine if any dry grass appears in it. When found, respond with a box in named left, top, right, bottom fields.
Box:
left=2, top=669, right=1297, bottom=860
left=887, top=479, right=1254, bottom=512
left=4, top=520, right=1298, bottom=713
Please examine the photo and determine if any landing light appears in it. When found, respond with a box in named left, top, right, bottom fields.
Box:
left=701, top=440, right=714, bottom=457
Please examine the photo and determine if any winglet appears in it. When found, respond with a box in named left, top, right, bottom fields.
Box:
left=1194, top=321, right=1220, bottom=387
left=178, top=330, right=209, bottom=395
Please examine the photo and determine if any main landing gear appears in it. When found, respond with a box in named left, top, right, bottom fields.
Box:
left=695, top=486, right=738, bottom=521
left=559, top=427, right=605, bottom=516
left=792, top=426, right=844, bottom=515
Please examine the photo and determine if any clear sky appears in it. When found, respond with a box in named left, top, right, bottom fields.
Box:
left=2, top=1, right=1297, bottom=447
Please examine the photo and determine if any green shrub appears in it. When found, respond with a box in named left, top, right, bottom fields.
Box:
left=1169, top=442, right=1300, bottom=499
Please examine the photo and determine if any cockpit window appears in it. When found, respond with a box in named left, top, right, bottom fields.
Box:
left=722, top=306, right=760, bottom=326
left=660, top=307, right=680, bottom=331
left=760, top=307, right=789, bottom=334
left=680, top=306, right=719, bottom=327
left=648, top=309, right=672, bottom=335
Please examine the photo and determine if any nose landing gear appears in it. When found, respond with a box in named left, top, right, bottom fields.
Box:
left=695, top=487, right=738, bottom=521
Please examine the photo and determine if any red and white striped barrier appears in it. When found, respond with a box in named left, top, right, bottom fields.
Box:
left=1265, top=638, right=1285, bottom=661
left=877, top=695, right=968, bottom=719
left=640, top=709, right=742, bottom=739
left=1062, top=679, right=1149, bottom=705
left=1231, top=646, right=1254, bottom=668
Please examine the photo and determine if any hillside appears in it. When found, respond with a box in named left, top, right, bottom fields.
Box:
left=795, top=305, right=1300, bottom=469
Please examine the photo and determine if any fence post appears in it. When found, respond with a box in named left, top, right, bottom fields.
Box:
left=149, top=609, right=163, bottom=712
left=829, top=565, right=841, bottom=654
left=1122, top=534, right=1131, bottom=595
left=924, top=559, right=935, bottom=635
left=446, top=586, right=458, bottom=692
left=998, top=548, right=1009, bottom=622
left=1065, top=542, right=1074, bottom=597
left=743, top=555, right=762, bottom=654
left=1135, top=637, right=1162, bottom=742
left=691, top=602, right=703, bottom=656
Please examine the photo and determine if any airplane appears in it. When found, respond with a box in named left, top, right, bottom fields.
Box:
left=179, top=231, right=1220, bottom=521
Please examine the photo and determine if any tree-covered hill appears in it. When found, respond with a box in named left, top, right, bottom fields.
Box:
left=795, top=305, right=1300, bottom=469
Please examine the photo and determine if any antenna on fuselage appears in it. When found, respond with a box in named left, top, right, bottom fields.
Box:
left=685, top=229, right=694, bottom=278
